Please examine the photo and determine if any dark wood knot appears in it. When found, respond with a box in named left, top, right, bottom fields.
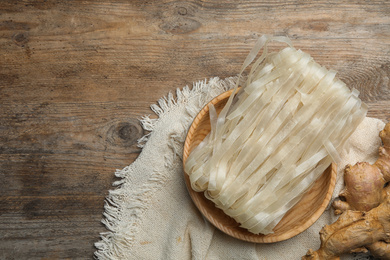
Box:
left=177, top=7, right=187, bottom=15
left=158, top=4, right=201, bottom=34
left=106, top=119, right=143, bottom=148
left=12, top=32, right=29, bottom=46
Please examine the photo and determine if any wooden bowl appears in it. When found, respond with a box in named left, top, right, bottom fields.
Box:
left=183, top=89, right=337, bottom=243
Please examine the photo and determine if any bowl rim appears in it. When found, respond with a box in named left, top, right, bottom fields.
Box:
left=183, top=89, right=337, bottom=243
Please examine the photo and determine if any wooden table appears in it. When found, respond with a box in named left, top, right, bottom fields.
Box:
left=0, top=1, right=389, bottom=259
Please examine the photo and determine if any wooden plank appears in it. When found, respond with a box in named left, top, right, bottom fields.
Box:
left=0, top=0, right=389, bottom=258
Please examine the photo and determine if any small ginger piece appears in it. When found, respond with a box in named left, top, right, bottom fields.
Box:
left=303, top=199, right=390, bottom=260
left=333, top=162, right=388, bottom=214
left=303, top=122, right=390, bottom=260
left=333, top=122, right=390, bottom=214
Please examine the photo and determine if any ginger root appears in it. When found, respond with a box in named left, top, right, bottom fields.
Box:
left=303, top=122, right=390, bottom=260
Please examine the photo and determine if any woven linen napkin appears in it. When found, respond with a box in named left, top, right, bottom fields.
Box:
left=95, top=77, right=385, bottom=260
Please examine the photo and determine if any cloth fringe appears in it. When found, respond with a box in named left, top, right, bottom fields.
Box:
left=95, top=169, right=168, bottom=259
left=94, top=76, right=239, bottom=259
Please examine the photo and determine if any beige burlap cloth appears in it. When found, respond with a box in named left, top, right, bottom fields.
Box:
left=95, top=77, right=385, bottom=260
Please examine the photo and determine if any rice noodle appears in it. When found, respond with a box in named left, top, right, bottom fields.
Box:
left=184, top=35, right=367, bottom=235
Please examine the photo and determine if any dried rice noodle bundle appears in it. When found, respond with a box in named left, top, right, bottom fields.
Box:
left=184, top=35, right=367, bottom=235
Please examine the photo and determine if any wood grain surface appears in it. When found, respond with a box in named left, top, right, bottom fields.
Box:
left=0, top=0, right=389, bottom=259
